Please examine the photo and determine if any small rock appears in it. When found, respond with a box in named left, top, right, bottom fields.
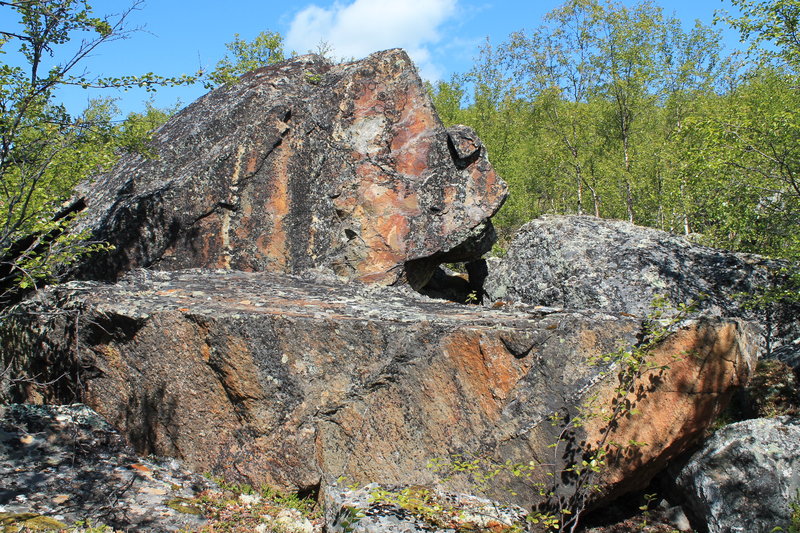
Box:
left=274, top=508, right=314, bottom=533
left=239, top=493, right=262, bottom=506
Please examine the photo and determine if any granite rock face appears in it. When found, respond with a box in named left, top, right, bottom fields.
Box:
left=671, top=417, right=800, bottom=533
left=485, top=215, right=799, bottom=361
left=0, top=403, right=214, bottom=532
left=69, top=49, right=506, bottom=289
left=1, top=268, right=756, bottom=509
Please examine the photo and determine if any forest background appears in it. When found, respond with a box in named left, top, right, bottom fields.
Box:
left=1, top=0, right=798, bottom=299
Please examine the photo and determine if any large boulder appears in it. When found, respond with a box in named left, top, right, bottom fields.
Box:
left=670, top=417, right=800, bottom=533
left=485, top=215, right=799, bottom=361
left=1, top=268, right=756, bottom=510
left=68, top=49, right=506, bottom=290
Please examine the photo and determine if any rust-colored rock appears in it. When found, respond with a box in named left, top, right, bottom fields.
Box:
left=1, top=269, right=756, bottom=509
left=70, top=50, right=506, bottom=288
left=581, top=321, right=755, bottom=500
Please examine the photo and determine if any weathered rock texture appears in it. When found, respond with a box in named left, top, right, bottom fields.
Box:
left=0, top=403, right=213, bottom=532
left=1, top=268, right=756, bottom=508
left=671, top=417, right=800, bottom=533
left=69, top=49, right=506, bottom=289
left=323, top=482, right=528, bottom=532
left=485, top=215, right=799, bottom=361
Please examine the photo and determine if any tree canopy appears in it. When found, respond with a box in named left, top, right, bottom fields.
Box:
left=0, top=0, right=191, bottom=300
left=431, top=0, right=799, bottom=269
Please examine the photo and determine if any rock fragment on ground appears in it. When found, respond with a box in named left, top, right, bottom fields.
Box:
left=0, top=403, right=214, bottom=532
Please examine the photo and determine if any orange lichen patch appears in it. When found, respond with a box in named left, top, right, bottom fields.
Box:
left=212, top=336, right=264, bottom=405
left=245, top=153, right=261, bottom=176
left=356, top=245, right=405, bottom=283
left=390, top=112, right=435, bottom=154
left=332, top=193, right=357, bottom=214
left=156, top=289, right=182, bottom=295
left=354, top=83, right=382, bottom=116
left=464, top=166, right=505, bottom=215
left=375, top=213, right=410, bottom=252
left=257, top=146, right=291, bottom=268
left=394, top=143, right=431, bottom=177
left=583, top=321, right=753, bottom=494
left=361, top=181, right=393, bottom=210
left=441, top=331, right=532, bottom=420
left=391, top=109, right=435, bottom=178
left=356, top=177, right=422, bottom=218
left=578, top=328, right=600, bottom=352
left=357, top=270, right=399, bottom=285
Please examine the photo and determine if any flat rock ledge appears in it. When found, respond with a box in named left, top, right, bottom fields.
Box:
left=0, top=403, right=214, bottom=532
left=1, top=268, right=757, bottom=510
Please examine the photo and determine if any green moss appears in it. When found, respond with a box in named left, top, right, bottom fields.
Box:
left=0, top=512, right=68, bottom=531
left=165, top=497, right=203, bottom=515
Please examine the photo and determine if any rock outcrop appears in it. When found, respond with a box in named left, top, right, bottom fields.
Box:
left=69, top=49, right=506, bottom=290
left=1, top=268, right=756, bottom=509
left=670, top=417, right=800, bottom=533
left=0, top=50, right=767, bottom=530
left=0, top=403, right=213, bottom=532
left=485, top=215, right=799, bottom=361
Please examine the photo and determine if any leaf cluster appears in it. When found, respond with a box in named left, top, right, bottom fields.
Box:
left=204, top=31, right=285, bottom=88
left=0, top=1, right=190, bottom=307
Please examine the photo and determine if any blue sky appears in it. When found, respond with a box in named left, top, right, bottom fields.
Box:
left=18, top=0, right=744, bottom=117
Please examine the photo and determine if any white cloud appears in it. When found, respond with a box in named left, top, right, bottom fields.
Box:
left=285, top=0, right=457, bottom=80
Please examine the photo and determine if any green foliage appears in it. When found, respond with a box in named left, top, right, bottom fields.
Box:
left=0, top=1, right=190, bottom=305
left=205, top=31, right=285, bottom=88
left=70, top=519, right=115, bottom=532
left=368, top=485, right=527, bottom=532
left=430, top=0, right=798, bottom=265
left=0, top=512, right=68, bottom=531
left=680, top=67, right=800, bottom=260
left=720, top=0, right=800, bottom=70
left=791, top=491, right=800, bottom=533
left=369, top=487, right=447, bottom=528
left=203, top=476, right=319, bottom=519
left=772, top=490, right=800, bottom=532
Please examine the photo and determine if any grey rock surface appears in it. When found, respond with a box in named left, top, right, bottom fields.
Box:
left=485, top=215, right=799, bottom=362
left=672, top=417, right=800, bottom=533
left=0, top=403, right=214, bottom=532
left=323, top=482, right=527, bottom=533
